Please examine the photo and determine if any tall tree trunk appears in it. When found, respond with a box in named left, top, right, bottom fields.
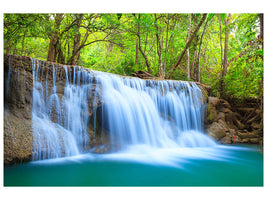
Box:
left=191, top=50, right=197, bottom=80
left=196, top=18, right=209, bottom=82
left=135, top=39, right=139, bottom=66
left=107, top=42, right=114, bottom=54
left=67, top=14, right=83, bottom=65
left=186, top=13, right=191, bottom=80
left=163, top=14, right=170, bottom=78
left=219, top=14, right=224, bottom=77
left=137, top=14, right=152, bottom=74
left=154, top=14, right=164, bottom=78
left=258, top=13, right=263, bottom=109
left=168, top=13, right=207, bottom=78
left=47, top=33, right=59, bottom=62
left=57, top=44, right=65, bottom=64
left=219, top=14, right=231, bottom=98
left=258, top=13, right=263, bottom=49
left=47, top=14, right=64, bottom=62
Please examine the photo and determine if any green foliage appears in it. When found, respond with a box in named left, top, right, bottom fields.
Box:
left=4, top=13, right=263, bottom=100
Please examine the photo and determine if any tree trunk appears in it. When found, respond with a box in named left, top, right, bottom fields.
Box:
left=107, top=42, right=114, bottom=54
left=137, top=14, right=152, bottom=74
left=191, top=50, right=197, bottom=80
left=219, top=14, right=231, bottom=98
left=154, top=14, right=164, bottom=78
left=47, top=14, right=64, bottom=62
left=47, top=33, right=59, bottom=62
left=219, top=14, right=224, bottom=78
left=57, top=44, right=65, bottom=64
left=168, top=14, right=207, bottom=78
left=258, top=13, right=263, bottom=49
left=163, top=14, right=170, bottom=78
left=186, top=13, right=191, bottom=80
left=196, top=18, right=208, bottom=82
left=67, top=14, right=83, bottom=65
left=135, top=39, right=139, bottom=66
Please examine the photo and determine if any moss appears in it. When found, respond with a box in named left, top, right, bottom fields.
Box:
left=207, top=104, right=214, bottom=121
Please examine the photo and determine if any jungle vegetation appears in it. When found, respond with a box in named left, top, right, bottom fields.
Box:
left=4, top=13, right=264, bottom=100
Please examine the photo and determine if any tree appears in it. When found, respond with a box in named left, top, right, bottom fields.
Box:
left=47, top=14, right=64, bottom=62
left=195, top=15, right=210, bottom=82
left=186, top=13, right=191, bottom=80
left=136, top=14, right=153, bottom=74
left=154, top=13, right=164, bottom=78
left=3, top=13, right=263, bottom=100
left=168, top=13, right=207, bottom=78
left=219, top=13, right=231, bottom=98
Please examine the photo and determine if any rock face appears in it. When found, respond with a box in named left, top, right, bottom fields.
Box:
left=4, top=54, right=105, bottom=164
left=4, top=55, right=33, bottom=164
left=204, top=96, right=263, bottom=145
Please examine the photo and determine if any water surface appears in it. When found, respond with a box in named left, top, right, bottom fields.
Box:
left=4, top=144, right=263, bottom=186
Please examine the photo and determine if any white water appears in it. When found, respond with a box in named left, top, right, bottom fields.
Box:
left=31, top=59, right=216, bottom=161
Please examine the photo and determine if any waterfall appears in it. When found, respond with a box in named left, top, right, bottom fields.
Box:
left=31, top=59, right=216, bottom=160
left=32, top=60, right=79, bottom=160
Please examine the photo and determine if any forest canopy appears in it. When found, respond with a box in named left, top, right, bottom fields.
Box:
left=4, top=13, right=263, bottom=100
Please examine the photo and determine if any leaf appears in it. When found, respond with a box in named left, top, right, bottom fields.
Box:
left=117, top=13, right=122, bottom=20
left=220, top=13, right=226, bottom=21
left=208, top=13, right=215, bottom=21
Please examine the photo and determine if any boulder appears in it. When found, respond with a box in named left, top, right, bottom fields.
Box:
left=206, top=103, right=218, bottom=123
left=208, top=97, right=220, bottom=107
left=217, top=112, right=226, bottom=121
left=218, top=119, right=228, bottom=129
left=219, top=135, right=232, bottom=144
left=207, top=122, right=226, bottom=141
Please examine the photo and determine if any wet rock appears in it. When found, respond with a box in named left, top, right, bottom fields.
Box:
left=219, top=99, right=231, bottom=109
left=249, top=138, right=261, bottom=144
left=237, top=131, right=260, bottom=139
left=206, top=103, right=218, bottom=123
left=251, top=122, right=261, bottom=129
left=207, top=122, right=226, bottom=141
left=4, top=110, right=32, bottom=164
left=90, top=144, right=121, bottom=154
left=239, top=138, right=250, bottom=143
left=217, top=112, right=226, bottom=121
left=208, top=97, right=220, bottom=107
left=218, top=119, right=228, bottom=129
left=219, top=135, right=232, bottom=144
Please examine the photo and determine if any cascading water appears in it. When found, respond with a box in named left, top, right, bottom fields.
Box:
left=31, top=59, right=216, bottom=161
left=96, top=72, right=215, bottom=148
left=32, top=60, right=79, bottom=160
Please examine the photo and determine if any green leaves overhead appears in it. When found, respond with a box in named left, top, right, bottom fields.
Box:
left=207, top=13, right=215, bottom=21
left=4, top=13, right=263, bottom=99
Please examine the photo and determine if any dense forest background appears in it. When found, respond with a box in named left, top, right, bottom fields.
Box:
left=4, top=13, right=263, bottom=100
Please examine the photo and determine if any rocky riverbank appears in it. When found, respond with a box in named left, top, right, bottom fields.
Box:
left=205, top=96, right=263, bottom=146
